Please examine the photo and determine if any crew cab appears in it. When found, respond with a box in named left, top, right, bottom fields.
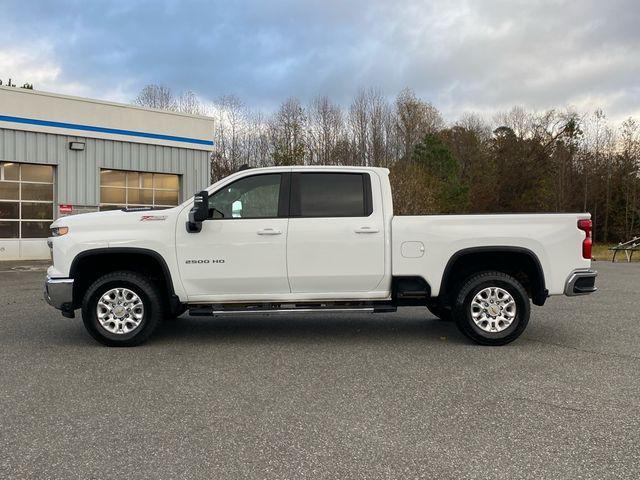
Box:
left=44, top=166, right=597, bottom=347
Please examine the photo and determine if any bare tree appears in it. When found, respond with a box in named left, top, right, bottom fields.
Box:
left=455, top=113, right=492, bottom=140
left=581, top=110, right=609, bottom=238
left=134, top=84, right=177, bottom=111
left=245, top=110, right=271, bottom=167
left=494, top=106, right=533, bottom=140
left=211, top=94, right=247, bottom=169
left=367, top=88, right=391, bottom=167
left=270, top=98, right=307, bottom=166
left=620, top=118, right=640, bottom=237
left=349, top=89, right=369, bottom=166
left=177, top=90, right=202, bottom=115
left=307, top=96, right=343, bottom=165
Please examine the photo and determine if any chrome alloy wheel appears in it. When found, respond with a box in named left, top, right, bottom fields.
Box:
left=470, top=286, right=517, bottom=333
left=96, top=287, right=144, bottom=335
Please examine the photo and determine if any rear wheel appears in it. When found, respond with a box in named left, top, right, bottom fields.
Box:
left=452, top=271, right=530, bottom=346
left=81, top=271, right=164, bottom=347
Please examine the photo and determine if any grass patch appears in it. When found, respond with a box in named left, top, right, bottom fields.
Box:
left=592, top=243, right=640, bottom=262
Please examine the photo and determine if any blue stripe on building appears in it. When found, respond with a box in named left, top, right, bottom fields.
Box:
left=0, top=114, right=214, bottom=146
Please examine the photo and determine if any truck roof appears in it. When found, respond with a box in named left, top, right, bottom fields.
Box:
left=233, top=165, right=390, bottom=175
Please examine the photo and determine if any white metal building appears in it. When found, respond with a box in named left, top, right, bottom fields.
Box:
left=0, top=86, right=214, bottom=260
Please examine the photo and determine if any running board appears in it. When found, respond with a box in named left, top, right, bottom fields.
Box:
left=188, top=302, right=396, bottom=317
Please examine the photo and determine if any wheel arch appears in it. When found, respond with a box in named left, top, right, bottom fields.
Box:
left=69, top=247, right=180, bottom=311
left=440, top=246, right=547, bottom=306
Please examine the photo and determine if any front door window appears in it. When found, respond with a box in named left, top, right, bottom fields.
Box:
left=208, top=173, right=282, bottom=219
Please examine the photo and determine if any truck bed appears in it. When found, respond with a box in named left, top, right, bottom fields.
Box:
left=391, top=213, right=592, bottom=296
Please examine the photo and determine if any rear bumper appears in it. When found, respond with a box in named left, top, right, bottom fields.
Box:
left=564, top=269, right=597, bottom=296
left=44, top=276, right=75, bottom=316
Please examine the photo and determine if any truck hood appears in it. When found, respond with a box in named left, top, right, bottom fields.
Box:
left=51, top=207, right=181, bottom=229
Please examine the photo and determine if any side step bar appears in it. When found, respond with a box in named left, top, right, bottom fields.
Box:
left=189, top=302, right=397, bottom=317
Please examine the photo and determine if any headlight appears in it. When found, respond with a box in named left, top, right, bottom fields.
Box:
left=51, top=226, right=69, bottom=237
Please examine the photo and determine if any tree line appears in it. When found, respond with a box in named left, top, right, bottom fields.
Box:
left=134, top=84, right=640, bottom=243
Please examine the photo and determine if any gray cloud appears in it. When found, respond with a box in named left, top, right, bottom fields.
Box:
left=1, top=0, right=639, bottom=122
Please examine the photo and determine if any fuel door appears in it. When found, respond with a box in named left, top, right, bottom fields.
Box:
left=401, top=241, right=425, bottom=258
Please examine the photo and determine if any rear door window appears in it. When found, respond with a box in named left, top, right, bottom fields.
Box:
left=292, top=172, right=372, bottom=217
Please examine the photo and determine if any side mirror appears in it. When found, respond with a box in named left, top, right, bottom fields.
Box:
left=186, top=190, right=209, bottom=233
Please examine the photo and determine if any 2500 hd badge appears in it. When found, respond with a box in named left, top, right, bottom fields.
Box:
left=185, top=259, right=226, bottom=264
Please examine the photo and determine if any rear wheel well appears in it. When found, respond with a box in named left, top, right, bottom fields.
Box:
left=70, top=249, right=177, bottom=311
left=440, top=248, right=546, bottom=306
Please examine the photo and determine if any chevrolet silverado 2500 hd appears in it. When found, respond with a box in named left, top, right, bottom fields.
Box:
left=44, top=166, right=597, bottom=347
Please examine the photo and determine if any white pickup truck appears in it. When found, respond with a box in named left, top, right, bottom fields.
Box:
left=45, top=166, right=597, bottom=347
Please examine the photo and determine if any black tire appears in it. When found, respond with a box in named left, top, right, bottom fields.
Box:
left=81, top=271, right=164, bottom=347
left=452, top=271, right=530, bottom=346
left=427, top=305, right=452, bottom=321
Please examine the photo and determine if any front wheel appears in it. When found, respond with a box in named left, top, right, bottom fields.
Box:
left=452, top=271, right=530, bottom=346
left=81, top=271, right=164, bottom=347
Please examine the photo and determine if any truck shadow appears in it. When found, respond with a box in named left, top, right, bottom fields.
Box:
left=151, top=310, right=466, bottom=346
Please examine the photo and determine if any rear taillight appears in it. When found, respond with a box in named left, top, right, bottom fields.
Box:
left=578, top=219, right=592, bottom=259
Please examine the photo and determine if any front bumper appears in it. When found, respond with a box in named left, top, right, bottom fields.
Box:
left=44, top=276, right=75, bottom=316
left=564, top=269, right=598, bottom=296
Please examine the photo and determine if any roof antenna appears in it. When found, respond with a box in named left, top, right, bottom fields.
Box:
left=238, top=164, right=250, bottom=172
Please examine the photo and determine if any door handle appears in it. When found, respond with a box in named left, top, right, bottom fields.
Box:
left=257, top=228, right=282, bottom=235
left=354, top=226, right=379, bottom=234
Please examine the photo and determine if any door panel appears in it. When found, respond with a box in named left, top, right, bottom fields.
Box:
left=287, top=217, right=384, bottom=293
left=176, top=218, right=290, bottom=297
left=287, top=172, right=385, bottom=294
left=175, top=172, right=291, bottom=298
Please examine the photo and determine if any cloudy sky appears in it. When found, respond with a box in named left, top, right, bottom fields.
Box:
left=1, top=0, right=639, bottom=123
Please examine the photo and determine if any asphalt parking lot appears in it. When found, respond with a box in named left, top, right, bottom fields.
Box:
left=1, top=262, right=639, bottom=479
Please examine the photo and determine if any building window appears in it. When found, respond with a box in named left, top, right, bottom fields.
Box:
left=100, top=169, right=180, bottom=211
left=0, top=162, right=54, bottom=239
